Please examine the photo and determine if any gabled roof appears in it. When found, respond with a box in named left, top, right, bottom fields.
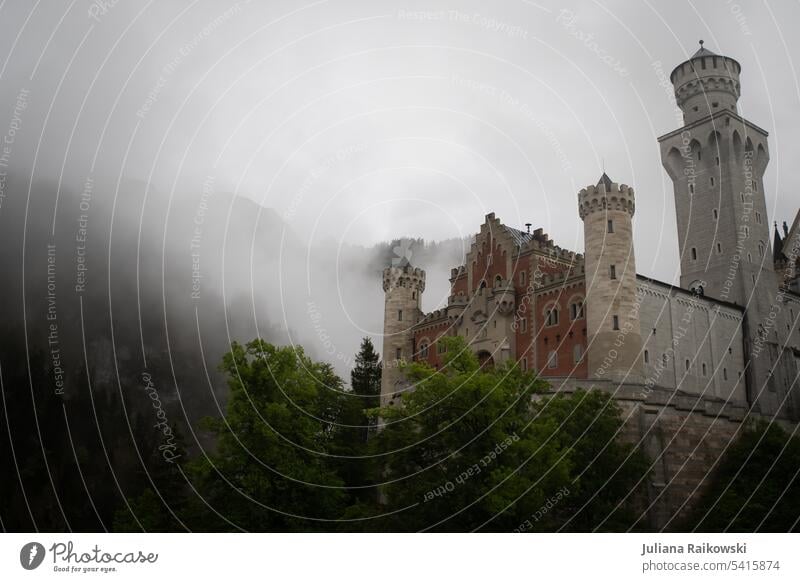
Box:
left=503, top=225, right=536, bottom=247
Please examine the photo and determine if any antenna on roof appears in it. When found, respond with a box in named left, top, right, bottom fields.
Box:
left=525, top=223, right=531, bottom=234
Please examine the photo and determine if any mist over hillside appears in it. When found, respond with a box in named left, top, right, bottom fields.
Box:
left=0, top=169, right=468, bottom=423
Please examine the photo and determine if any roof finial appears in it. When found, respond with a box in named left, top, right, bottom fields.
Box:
left=699, top=39, right=704, bottom=48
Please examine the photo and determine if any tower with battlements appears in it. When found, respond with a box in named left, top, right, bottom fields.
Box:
left=380, top=265, right=425, bottom=407
left=579, top=173, right=644, bottom=383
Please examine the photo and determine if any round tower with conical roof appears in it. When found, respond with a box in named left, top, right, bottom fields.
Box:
left=579, top=173, right=643, bottom=383
left=657, top=42, right=798, bottom=416
left=670, top=40, right=742, bottom=125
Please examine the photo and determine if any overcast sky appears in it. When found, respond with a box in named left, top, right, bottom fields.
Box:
left=1, top=0, right=798, bottom=286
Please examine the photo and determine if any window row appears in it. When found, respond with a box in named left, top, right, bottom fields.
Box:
left=546, top=344, right=584, bottom=368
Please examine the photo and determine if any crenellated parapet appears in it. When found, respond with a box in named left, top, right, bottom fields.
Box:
left=382, top=265, right=426, bottom=293
left=578, top=182, right=636, bottom=219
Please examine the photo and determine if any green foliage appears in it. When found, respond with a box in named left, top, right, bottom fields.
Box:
left=685, top=420, right=800, bottom=532
left=181, top=340, right=348, bottom=531
left=333, top=338, right=382, bottom=508
left=372, top=336, right=648, bottom=532
left=115, top=336, right=650, bottom=532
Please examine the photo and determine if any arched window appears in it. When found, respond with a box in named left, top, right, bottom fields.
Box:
left=758, top=241, right=765, bottom=256
left=691, top=247, right=697, bottom=260
left=644, top=350, right=649, bottom=364
left=494, top=274, right=503, bottom=286
left=545, top=306, right=559, bottom=327
left=570, top=300, right=584, bottom=320
left=702, top=362, right=707, bottom=376
left=420, top=342, right=429, bottom=358
left=547, top=350, right=558, bottom=369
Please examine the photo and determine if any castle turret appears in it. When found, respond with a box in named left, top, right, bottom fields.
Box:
left=658, top=43, right=797, bottom=417
left=579, top=174, right=643, bottom=383
left=670, top=41, right=741, bottom=125
left=380, top=264, right=425, bottom=407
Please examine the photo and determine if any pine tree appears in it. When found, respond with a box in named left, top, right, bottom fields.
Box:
left=350, top=337, right=381, bottom=440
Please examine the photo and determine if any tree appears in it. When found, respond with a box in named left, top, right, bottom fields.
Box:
left=371, top=336, right=648, bottom=532
left=329, top=338, right=382, bottom=509
left=350, top=337, right=381, bottom=438
left=179, top=340, right=348, bottom=531
left=685, top=420, right=800, bottom=532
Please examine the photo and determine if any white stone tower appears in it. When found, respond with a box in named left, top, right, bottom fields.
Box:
left=579, top=174, right=644, bottom=383
left=658, top=42, right=796, bottom=416
left=380, top=264, right=425, bottom=407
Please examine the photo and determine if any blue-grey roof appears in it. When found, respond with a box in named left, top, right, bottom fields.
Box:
left=503, top=225, right=536, bottom=247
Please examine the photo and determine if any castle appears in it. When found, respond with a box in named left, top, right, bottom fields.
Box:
left=380, top=44, right=800, bottom=526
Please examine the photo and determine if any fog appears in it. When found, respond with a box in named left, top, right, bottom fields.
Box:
left=1, top=0, right=799, bottom=416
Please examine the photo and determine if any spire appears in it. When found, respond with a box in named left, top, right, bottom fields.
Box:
left=597, top=172, right=613, bottom=190
left=773, top=222, right=785, bottom=262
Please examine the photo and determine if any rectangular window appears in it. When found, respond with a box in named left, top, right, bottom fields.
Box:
left=520, top=271, right=526, bottom=285
left=609, top=265, right=617, bottom=280
left=612, top=315, right=619, bottom=330
left=644, top=350, right=650, bottom=364
left=398, top=309, right=403, bottom=321
left=521, top=318, right=527, bottom=333
left=396, top=348, right=402, bottom=360
left=607, top=219, right=614, bottom=233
